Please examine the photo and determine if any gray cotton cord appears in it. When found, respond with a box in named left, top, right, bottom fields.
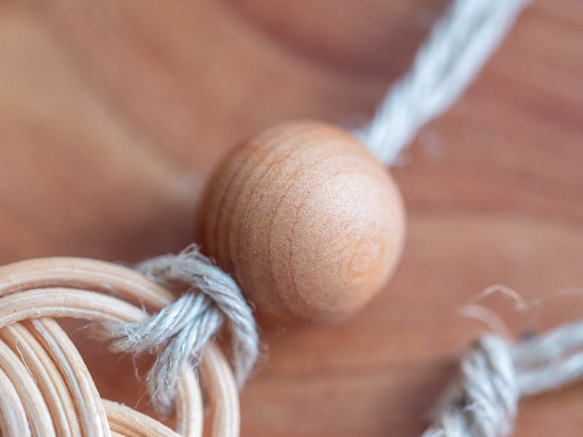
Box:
left=99, top=0, right=544, bottom=423
left=103, top=245, right=258, bottom=413
left=423, top=320, right=583, bottom=437
left=359, top=0, right=531, bottom=165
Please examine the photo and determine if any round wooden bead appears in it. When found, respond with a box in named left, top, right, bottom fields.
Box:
left=201, top=121, right=405, bottom=323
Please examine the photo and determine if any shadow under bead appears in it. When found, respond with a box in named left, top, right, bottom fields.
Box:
left=200, top=121, right=406, bottom=324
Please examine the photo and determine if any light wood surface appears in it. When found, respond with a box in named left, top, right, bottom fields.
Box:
left=0, top=0, right=582, bottom=435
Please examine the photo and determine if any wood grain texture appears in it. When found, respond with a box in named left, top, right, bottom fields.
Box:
left=201, top=121, right=405, bottom=323
left=0, top=0, right=581, bottom=435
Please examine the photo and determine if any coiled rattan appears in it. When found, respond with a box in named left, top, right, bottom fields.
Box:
left=0, top=257, right=239, bottom=437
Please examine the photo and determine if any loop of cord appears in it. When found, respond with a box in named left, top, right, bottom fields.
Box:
left=103, top=245, right=258, bottom=413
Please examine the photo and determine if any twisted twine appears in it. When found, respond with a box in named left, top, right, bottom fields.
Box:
left=424, top=319, right=583, bottom=437
left=360, top=0, right=531, bottom=165
left=104, top=245, right=258, bottom=413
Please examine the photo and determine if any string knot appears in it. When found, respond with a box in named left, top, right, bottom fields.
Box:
left=424, top=335, right=518, bottom=437
left=424, top=318, right=583, bottom=437
left=103, top=245, right=259, bottom=413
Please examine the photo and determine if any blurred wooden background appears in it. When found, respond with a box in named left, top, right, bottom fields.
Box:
left=0, top=0, right=582, bottom=435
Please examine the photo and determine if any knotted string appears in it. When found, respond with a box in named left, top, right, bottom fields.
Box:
left=424, top=320, right=583, bottom=436
left=104, top=245, right=258, bottom=413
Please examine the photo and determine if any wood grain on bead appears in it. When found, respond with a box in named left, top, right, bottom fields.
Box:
left=201, top=121, right=405, bottom=323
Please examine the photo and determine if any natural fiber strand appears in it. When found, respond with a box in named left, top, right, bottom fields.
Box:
left=423, top=319, right=583, bottom=436
left=360, top=0, right=531, bottom=164
left=105, top=245, right=258, bottom=412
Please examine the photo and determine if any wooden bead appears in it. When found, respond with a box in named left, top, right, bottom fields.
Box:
left=201, top=121, right=405, bottom=323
